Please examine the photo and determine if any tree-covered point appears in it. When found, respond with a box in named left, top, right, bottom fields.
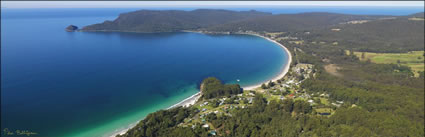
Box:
left=201, top=77, right=242, bottom=99
left=117, top=107, right=201, bottom=137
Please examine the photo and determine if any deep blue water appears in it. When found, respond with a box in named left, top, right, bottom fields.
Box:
left=1, top=6, right=423, bottom=137
left=1, top=8, right=288, bottom=137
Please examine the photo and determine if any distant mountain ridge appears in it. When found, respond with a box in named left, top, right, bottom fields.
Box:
left=204, top=12, right=392, bottom=32
left=82, top=9, right=400, bottom=33
left=82, top=9, right=272, bottom=32
left=82, top=9, right=424, bottom=52
left=407, top=12, right=424, bottom=18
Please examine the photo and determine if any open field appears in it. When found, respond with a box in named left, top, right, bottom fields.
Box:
left=353, top=51, right=424, bottom=76
left=408, top=17, right=425, bottom=21
left=324, top=64, right=343, bottom=77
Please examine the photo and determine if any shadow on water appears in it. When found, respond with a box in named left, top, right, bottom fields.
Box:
left=82, top=31, right=185, bottom=39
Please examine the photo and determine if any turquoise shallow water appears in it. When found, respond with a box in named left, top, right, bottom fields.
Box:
left=1, top=9, right=287, bottom=137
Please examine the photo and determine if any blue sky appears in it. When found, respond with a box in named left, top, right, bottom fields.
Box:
left=2, top=1, right=424, bottom=8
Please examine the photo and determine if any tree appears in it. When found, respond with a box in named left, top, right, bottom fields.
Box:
left=283, top=99, right=294, bottom=112
left=267, top=81, right=275, bottom=88
left=201, top=77, right=242, bottom=99
left=206, top=113, right=217, bottom=121
left=419, top=71, right=424, bottom=79
left=366, top=59, right=372, bottom=64
left=349, top=50, right=354, bottom=56
left=298, top=74, right=305, bottom=81
left=261, top=83, right=267, bottom=89
left=211, top=99, right=219, bottom=107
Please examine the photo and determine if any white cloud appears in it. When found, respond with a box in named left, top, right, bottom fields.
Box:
left=1, top=1, right=424, bottom=8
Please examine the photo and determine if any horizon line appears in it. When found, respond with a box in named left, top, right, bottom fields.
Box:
left=2, top=1, right=424, bottom=9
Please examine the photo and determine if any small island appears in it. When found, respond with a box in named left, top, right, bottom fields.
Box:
left=65, top=25, right=78, bottom=32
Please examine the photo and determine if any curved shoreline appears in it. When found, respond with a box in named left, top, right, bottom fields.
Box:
left=241, top=33, right=292, bottom=90
left=109, top=32, right=291, bottom=137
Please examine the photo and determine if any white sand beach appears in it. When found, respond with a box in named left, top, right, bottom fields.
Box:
left=111, top=92, right=202, bottom=137
left=167, top=92, right=202, bottom=109
left=242, top=34, right=293, bottom=90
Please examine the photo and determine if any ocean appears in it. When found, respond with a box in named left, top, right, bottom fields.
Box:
left=1, top=7, right=423, bottom=137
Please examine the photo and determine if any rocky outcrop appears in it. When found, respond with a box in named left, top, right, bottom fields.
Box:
left=65, top=25, right=78, bottom=32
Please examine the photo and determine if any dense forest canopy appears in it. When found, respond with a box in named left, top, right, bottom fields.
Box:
left=302, top=17, right=424, bottom=52
left=204, top=12, right=391, bottom=32
left=201, top=77, right=242, bottom=99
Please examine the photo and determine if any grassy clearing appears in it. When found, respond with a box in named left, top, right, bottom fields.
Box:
left=266, top=32, right=285, bottom=37
left=324, top=64, right=343, bottom=77
left=353, top=51, right=424, bottom=76
left=315, top=108, right=334, bottom=116
left=319, top=98, right=330, bottom=105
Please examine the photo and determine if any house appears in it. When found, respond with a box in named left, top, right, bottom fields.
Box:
left=331, top=28, right=341, bottom=32
left=202, top=124, right=209, bottom=128
left=320, top=93, right=329, bottom=97
left=289, top=94, right=294, bottom=98
left=332, top=103, right=341, bottom=107
left=286, top=80, right=295, bottom=84
left=210, top=130, right=217, bottom=136
left=247, top=97, right=254, bottom=104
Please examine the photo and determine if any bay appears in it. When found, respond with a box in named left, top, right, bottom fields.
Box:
left=1, top=8, right=287, bottom=137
